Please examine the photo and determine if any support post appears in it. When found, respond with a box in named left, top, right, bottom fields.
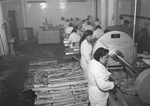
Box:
left=0, top=2, right=9, bottom=56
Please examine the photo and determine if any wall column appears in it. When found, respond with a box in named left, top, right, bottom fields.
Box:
left=108, top=0, right=118, bottom=26
left=21, top=0, right=28, bottom=27
left=114, top=0, right=119, bottom=25
left=91, top=0, right=96, bottom=24
left=97, top=0, right=101, bottom=20
left=101, top=0, right=108, bottom=30
left=0, top=2, right=9, bottom=56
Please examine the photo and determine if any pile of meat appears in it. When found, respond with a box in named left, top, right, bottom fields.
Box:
left=28, top=60, right=88, bottom=106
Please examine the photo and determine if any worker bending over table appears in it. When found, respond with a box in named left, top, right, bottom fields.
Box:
left=68, top=28, right=81, bottom=49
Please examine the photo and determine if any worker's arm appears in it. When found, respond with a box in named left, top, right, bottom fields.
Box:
left=95, top=74, right=114, bottom=91
left=67, top=35, right=72, bottom=44
left=93, top=67, right=114, bottom=91
left=92, top=32, right=96, bottom=39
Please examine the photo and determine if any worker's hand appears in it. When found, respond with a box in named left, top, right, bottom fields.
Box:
left=113, top=78, right=122, bottom=86
left=109, top=74, right=117, bottom=81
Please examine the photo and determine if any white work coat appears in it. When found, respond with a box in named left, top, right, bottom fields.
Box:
left=92, top=29, right=104, bottom=39
left=59, top=20, right=65, bottom=27
left=65, top=27, right=73, bottom=35
left=64, top=22, right=69, bottom=31
left=87, top=59, right=114, bottom=106
left=85, top=25, right=94, bottom=31
left=82, top=22, right=87, bottom=31
left=80, top=39, right=92, bottom=75
left=95, top=21, right=100, bottom=27
left=68, top=32, right=81, bottom=48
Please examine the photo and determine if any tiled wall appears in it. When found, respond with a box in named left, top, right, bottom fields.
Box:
left=119, top=0, right=150, bottom=33
left=1, top=1, right=11, bottom=39
left=1, top=1, right=8, bottom=20
left=4, top=0, right=26, bottom=42
left=6, top=0, right=24, bottom=29
left=119, top=0, right=132, bottom=23
left=4, top=0, right=150, bottom=38
left=136, top=0, right=150, bottom=29
left=1, top=0, right=22, bottom=40
left=119, top=0, right=132, bottom=15
left=26, top=0, right=92, bottom=35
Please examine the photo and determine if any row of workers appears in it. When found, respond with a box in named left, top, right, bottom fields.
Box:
left=62, top=15, right=130, bottom=49
left=67, top=24, right=104, bottom=49
left=63, top=15, right=129, bottom=106
left=63, top=15, right=104, bottom=48
left=59, top=15, right=101, bottom=32
left=60, top=15, right=130, bottom=33
left=60, top=15, right=113, bottom=106
left=62, top=15, right=129, bottom=106
left=79, top=30, right=121, bottom=106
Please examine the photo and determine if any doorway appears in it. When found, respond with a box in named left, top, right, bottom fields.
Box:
left=8, top=10, right=18, bottom=47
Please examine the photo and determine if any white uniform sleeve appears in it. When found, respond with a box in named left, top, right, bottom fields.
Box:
left=92, top=31, right=96, bottom=39
left=77, top=35, right=81, bottom=42
left=82, top=24, right=85, bottom=31
left=93, top=66, right=114, bottom=91
left=81, top=42, right=92, bottom=64
left=68, top=34, right=72, bottom=43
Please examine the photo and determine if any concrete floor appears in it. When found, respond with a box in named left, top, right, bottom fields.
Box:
left=0, top=37, right=73, bottom=106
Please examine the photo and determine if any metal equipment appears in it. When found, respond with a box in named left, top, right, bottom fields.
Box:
left=93, top=31, right=137, bottom=65
left=63, top=37, right=80, bottom=62
left=93, top=31, right=150, bottom=105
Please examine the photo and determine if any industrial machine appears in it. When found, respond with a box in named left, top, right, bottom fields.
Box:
left=93, top=31, right=150, bottom=106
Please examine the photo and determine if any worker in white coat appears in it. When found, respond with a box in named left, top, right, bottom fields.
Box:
left=59, top=17, right=65, bottom=27
left=94, top=18, right=101, bottom=27
left=79, top=30, right=93, bottom=78
left=65, top=23, right=73, bottom=36
left=87, top=47, right=121, bottom=106
left=81, top=19, right=87, bottom=32
left=85, top=21, right=94, bottom=31
left=68, top=28, right=81, bottom=49
left=92, top=25, right=104, bottom=43
left=64, top=19, right=70, bottom=32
